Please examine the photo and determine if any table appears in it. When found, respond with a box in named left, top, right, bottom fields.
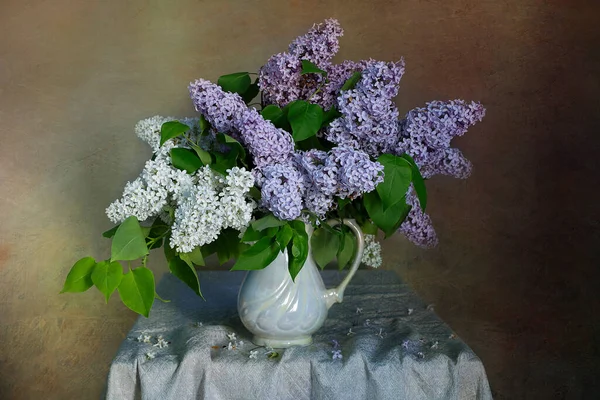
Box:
left=105, top=270, right=493, bottom=400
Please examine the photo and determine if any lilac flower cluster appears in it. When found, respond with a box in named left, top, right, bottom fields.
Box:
left=259, top=146, right=384, bottom=220
left=398, top=186, right=438, bottom=248
left=395, top=100, right=485, bottom=178
left=326, top=60, right=405, bottom=157
left=188, top=79, right=294, bottom=169
left=259, top=19, right=344, bottom=108
left=260, top=162, right=306, bottom=220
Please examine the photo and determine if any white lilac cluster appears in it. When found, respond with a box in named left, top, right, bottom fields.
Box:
left=170, top=166, right=255, bottom=253
left=361, top=234, right=382, bottom=268
left=105, top=157, right=194, bottom=224
left=134, top=115, right=200, bottom=158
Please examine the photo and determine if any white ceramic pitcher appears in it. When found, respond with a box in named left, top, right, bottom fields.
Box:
left=237, top=219, right=365, bottom=348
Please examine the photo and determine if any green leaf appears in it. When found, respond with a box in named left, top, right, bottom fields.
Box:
left=363, top=191, right=411, bottom=238
left=241, top=225, right=278, bottom=243
left=249, top=186, right=262, bottom=201
left=275, top=224, right=294, bottom=250
left=160, top=121, right=190, bottom=146
left=322, top=107, right=342, bottom=127
left=111, top=216, right=149, bottom=262
left=376, top=154, right=412, bottom=211
left=217, top=72, right=251, bottom=95
left=190, top=144, right=213, bottom=165
left=155, top=291, right=171, bottom=303
left=163, top=238, right=176, bottom=263
left=287, top=100, right=324, bottom=142
left=261, top=105, right=290, bottom=130
left=311, top=227, right=340, bottom=269
left=91, top=260, right=124, bottom=303
left=102, top=225, right=120, bottom=239
left=201, top=229, right=243, bottom=265
left=180, top=247, right=205, bottom=267
left=231, top=237, right=280, bottom=271
left=337, top=231, right=355, bottom=270
left=198, top=114, right=210, bottom=134
left=401, top=154, right=427, bottom=211
left=118, top=267, right=155, bottom=317
left=337, top=198, right=351, bottom=210
left=61, top=257, right=96, bottom=293
left=217, top=133, right=247, bottom=160
left=210, top=150, right=238, bottom=175
left=361, top=220, right=379, bottom=235
left=171, top=148, right=204, bottom=174
left=340, top=71, right=362, bottom=91
left=288, top=231, right=308, bottom=281
left=301, top=60, right=327, bottom=76
left=242, top=81, right=260, bottom=104
left=252, top=214, right=286, bottom=231
left=168, top=256, right=203, bottom=298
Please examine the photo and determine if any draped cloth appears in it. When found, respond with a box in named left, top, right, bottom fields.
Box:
left=105, top=270, right=493, bottom=400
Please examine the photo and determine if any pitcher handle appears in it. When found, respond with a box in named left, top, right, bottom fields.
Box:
left=324, top=218, right=365, bottom=309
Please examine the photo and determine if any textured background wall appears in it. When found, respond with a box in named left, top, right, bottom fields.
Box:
left=1, top=0, right=599, bottom=398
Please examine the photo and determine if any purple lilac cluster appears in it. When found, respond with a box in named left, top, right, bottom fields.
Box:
left=238, top=108, right=295, bottom=168
left=188, top=79, right=246, bottom=134
left=258, top=19, right=344, bottom=108
left=398, top=186, right=439, bottom=248
left=326, top=60, right=405, bottom=157
left=260, top=146, right=384, bottom=220
left=260, top=162, right=306, bottom=220
left=395, top=100, right=485, bottom=179
left=188, top=79, right=294, bottom=169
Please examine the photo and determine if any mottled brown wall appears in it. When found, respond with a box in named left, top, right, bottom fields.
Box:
left=1, top=0, right=598, bottom=399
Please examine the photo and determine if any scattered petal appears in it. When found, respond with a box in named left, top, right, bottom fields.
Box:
left=332, top=350, right=343, bottom=360
left=417, top=352, right=425, bottom=359
left=143, top=335, right=152, bottom=344
left=448, top=333, right=456, bottom=339
left=376, top=328, right=387, bottom=338
left=227, top=342, right=235, bottom=350
left=153, top=335, right=169, bottom=348
left=227, top=332, right=237, bottom=341
left=331, top=339, right=340, bottom=350
left=249, top=350, right=258, bottom=359
left=431, top=341, right=439, bottom=349
left=195, top=322, right=204, bottom=328
left=426, top=304, right=435, bottom=311
left=346, top=328, right=355, bottom=336
left=363, top=319, right=371, bottom=327
left=402, top=340, right=410, bottom=350
left=356, top=307, right=363, bottom=314
left=407, top=308, right=414, bottom=315
left=145, top=352, right=156, bottom=360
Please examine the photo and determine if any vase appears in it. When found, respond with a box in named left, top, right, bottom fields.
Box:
left=237, top=219, right=365, bottom=348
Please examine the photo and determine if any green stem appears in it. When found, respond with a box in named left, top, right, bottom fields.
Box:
left=308, top=79, right=328, bottom=101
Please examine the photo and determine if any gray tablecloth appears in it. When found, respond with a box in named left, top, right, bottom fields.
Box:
left=105, top=270, right=492, bottom=400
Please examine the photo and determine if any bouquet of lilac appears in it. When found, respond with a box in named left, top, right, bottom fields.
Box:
left=62, top=19, right=485, bottom=317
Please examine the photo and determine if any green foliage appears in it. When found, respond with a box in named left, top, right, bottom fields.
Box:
left=300, top=60, right=327, bottom=76
left=168, top=256, right=203, bottom=298
left=241, top=80, right=260, bottom=104
left=311, top=227, right=340, bottom=269
left=337, top=230, right=355, bottom=270
left=261, top=105, right=290, bottom=130
left=118, top=267, right=155, bottom=317
left=360, top=220, right=379, bottom=235
left=275, top=224, right=294, bottom=250
left=180, top=247, right=205, bottom=267
left=217, top=72, right=251, bottom=95
left=61, top=257, right=96, bottom=293
left=190, top=143, right=213, bottom=166
left=201, top=229, right=243, bottom=265
left=111, top=216, right=149, bottom=262
left=160, top=121, right=191, bottom=146
left=231, top=236, right=280, bottom=271
left=400, top=153, right=427, bottom=210
left=102, top=225, right=119, bottom=239
left=376, top=154, right=412, bottom=211
left=252, top=214, right=287, bottom=231
left=198, top=114, right=210, bottom=134
left=322, top=107, right=342, bottom=127
left=287, top=100, right=324, bottom=142
left=363, top=191, right=411, bottom=238
left=91, top=260, right=123, bottom=303
left=171, top=148, right=204, bottom=174
left=340, top=71, right=362, bottom=91
left=287, top=221, right=308, bottom=280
